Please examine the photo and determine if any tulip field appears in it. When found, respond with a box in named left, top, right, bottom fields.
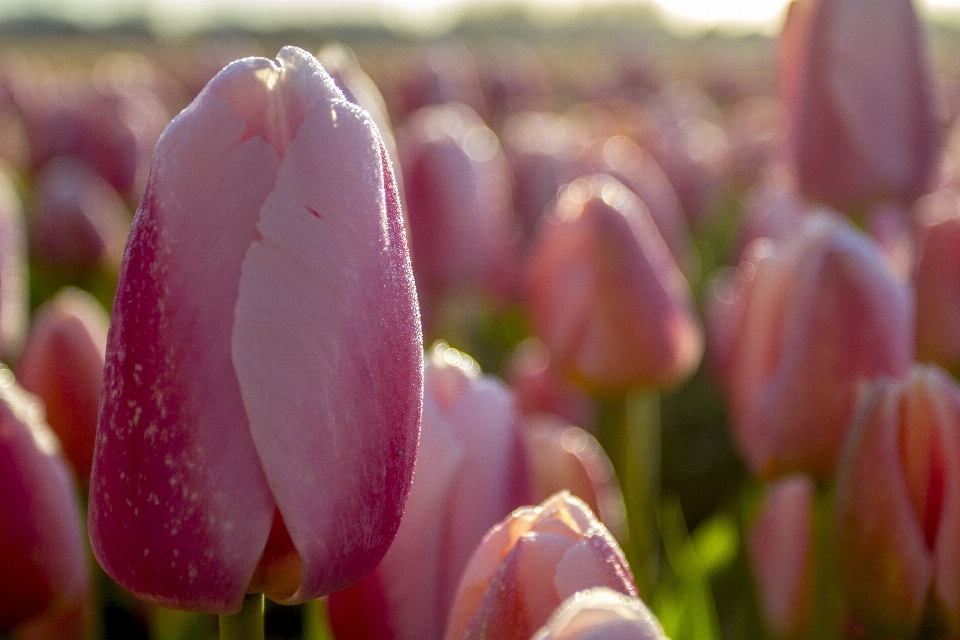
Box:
left=4, top=0, right=960, bottom=638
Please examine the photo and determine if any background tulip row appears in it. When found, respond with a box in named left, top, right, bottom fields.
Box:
left=3, top=0, right=960, bottom=638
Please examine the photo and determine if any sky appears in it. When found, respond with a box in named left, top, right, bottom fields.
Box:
left=3, top=0, right=960, bottom=34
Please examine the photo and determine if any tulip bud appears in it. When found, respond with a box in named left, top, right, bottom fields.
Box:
left=780, top=0, right=941, bottom=209
left=87, top=47, right=423, bottom=614
left=445, top=491, right=637, bottom=640
left=16, top=287, right=109, bottom=483
left=526, top=174, right=703, bottom=393
left=328, top=342, right=530, bottom=640
left=749, top=475, right=813, bottom=638
left=720, top=212, right=913, bottom=477
left=0, top=365, right=88, bottom=632
left=531, top=588, right=668, bottom=640
left=835, top=365, right=960, bottom=636
left=914, top=189, right=960, bottom=370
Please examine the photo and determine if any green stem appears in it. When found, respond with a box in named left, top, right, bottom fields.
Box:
left=810, top=482, right=843, bottom=640
left=302, top=599, right=335, bottom=640
left=598, top=391, right=660, bottom=597
left=219, top=594, right=264, bottom=640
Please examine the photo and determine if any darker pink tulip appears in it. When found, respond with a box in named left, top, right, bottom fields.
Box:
left=0, top=365, right=88, bottom=632
left=0, top=168, right=26, bottom=360
left=87, top=47, right=423, bottom=614
left=914, top=188, right=960, bottom=370
left=714, top=212, right=913, bottom=478
left=835, top=365, right=960, bottom=636
left=445, top=491, right=637, bottom=640
left=780, top=0, right=941, bottom=210
left=530, top=588, right=667, bottom=640
left=526, top=174, right=703, bottom=393
left=328, top=342, right=530, bottom=640
left=749, top=475, right=813, bottom=639
left=16, top=287, right=109, bottom=484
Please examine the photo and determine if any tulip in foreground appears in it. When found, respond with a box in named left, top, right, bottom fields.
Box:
left=445, top=491, right=637, bottom=640
left=88, top=47, right=423, bottom=614
left=0, top=365, right=88, bottom=632
left=835, top=365, right=960, bottom=636
left=531, top=588, right=668, bottom=640
left=716, top=212, right=913, bottom=477
left=328, top=343, right=530, bottom=640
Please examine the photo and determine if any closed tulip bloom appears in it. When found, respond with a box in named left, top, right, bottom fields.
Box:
left=780, top=0, right=941, bottom=209
left=914, top=189, right=960, bottom=369
left=445, top=491, right=637, bottom=640
left=527, top=174, right=703, bottom=392
left=749, top=475, right=813, bottom=639
left=836, top=365, right=960, bottom=636
left=531, top=588, right=667, bottom=640
left=87, top=47, right=423, bottom=614
left=0, top=365, right=88, bottom=632
left=721, top=212, right=913, bottom=477
left=16, top=287, right=109, bottom=483
left=328, top=342, right=530, bottom=640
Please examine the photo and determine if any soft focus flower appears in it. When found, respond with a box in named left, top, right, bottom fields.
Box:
left=526, top=174, right=703, bottom=393
left=914, top=188, right=960, bottom=369
left=16, top=287, right=109, bottom=484
left=398, top=102, right=518, bottom=320
left=445, top=491, right=637, bottom=640
left=504, top=337, right=593, bottom=429
left=780, top=0, right=941, bottom=210
left=87, top=47, right=423, bottom=614
left=713, top=212, right=913, bottom=477
left=328, top=342, right=530, bottom=640
left=0, top=365, right=88, bottom=632
left=835, top=364, right=960, bottom=637
left=749, top=475, right=813, bottom=639
left=530, top=588, right=668, bottom=640
left=0, top=167, right=27, bottom=360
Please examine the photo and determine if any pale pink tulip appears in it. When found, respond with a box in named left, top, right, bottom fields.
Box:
left=87, top=47, right=423, bottom=614
left=328, top=342, right=530, bottom=640
left=717, top=212, right=913, bottom=477
left=531, top=588, right=667, bottom=640
left=836, top=365, right=960, bottom=636
left=780, top=0, right=941, bottom=209
left=0, top=365, right=88, bottom=632
left=526, top=174, right=703, bottom=392
left=445, top=491, right=636, bottom=640
left=16, top=287, right=109, bottom=483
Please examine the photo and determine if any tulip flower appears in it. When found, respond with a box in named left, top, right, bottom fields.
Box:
left=835, top=364, right=960, bottom=636
left=87, top=46, right=423, bottom=614
left=531, top=588, right=668, bottom=640
left=445, top=491, right=637, bottom=640
left=780, top=0, right=941, bottom=210
left=0, top=167, right=27, bottom=360
left=716, top=211, right=913, bottom=477
left=16, top=287, right=109, bottom=483
left=914, top=188, right=960, bottom=370
left=526, top=174, right=703, bottom=393
left=328, top=342, right=530, bottom=640
left=749, top=475, right=813, bottom=639
left=0, top=365, right=88, bottom=632
left=504, top=337, right=593, bottom=429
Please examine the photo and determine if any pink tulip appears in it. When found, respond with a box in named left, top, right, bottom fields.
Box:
left=780, top=0, right=941, bottom=209
left=87, top=47, right=423, bottom=614
left=914, top=188, right=960, bottom=369
left=16, top=287, right=109, bottom=483
left=504, top=338, right=593, bottom=429
left=835, top=364, right=960, bottom=636
left=0, top=168, right=27, bottom=360
left=398, top=102, right=518, bottom=318
left=328, top=342, right=530, bottom=640
left=445, top=491, right=637, bottom=640
left=526, top=174, right=703, bottom=392
left=0, top=365, right=88, bottom=632
left=716, top=212, right=913, bottom=477
left=749, top=475, right=813, bottom=639
left=523, top=415, right=627, bottom=543
left=530, top=588, right=667, bottom=640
